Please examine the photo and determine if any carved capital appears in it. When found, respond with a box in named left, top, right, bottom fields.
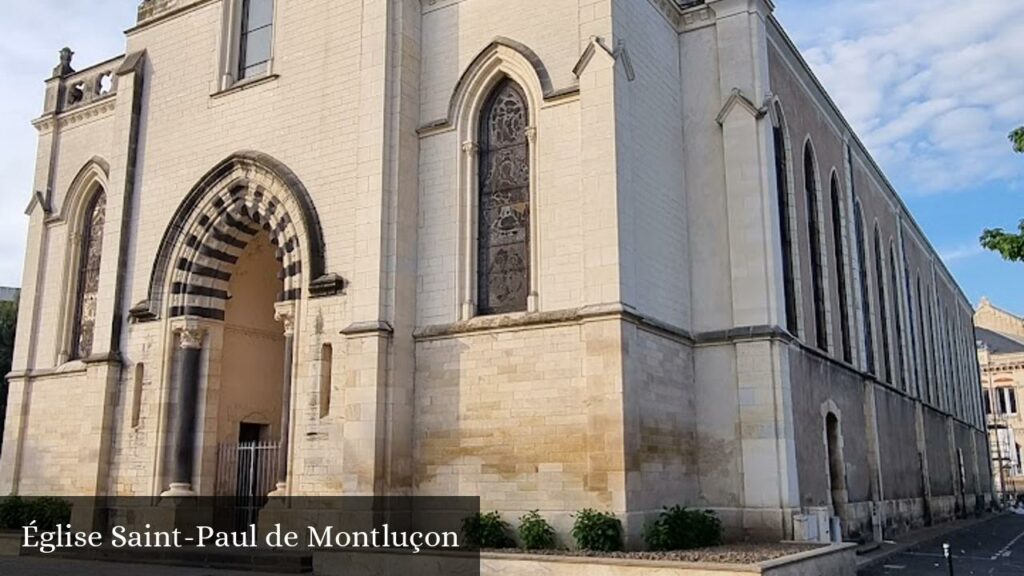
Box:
left=461, top=141, right=479, bottom=156
left=274, top=301, right=297, bottom=337
left=525, top=126, right=537, bottom=143
left=176, top=322, right=205, bottom=350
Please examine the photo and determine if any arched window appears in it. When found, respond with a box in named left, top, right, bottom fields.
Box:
left=71, top=190, right=106, bottom=360
left=830, top=175, right=851, bottom=362
left=853, top=200, right=874, bottom=373
left=773, top=109, right=798, bottom=332
left=916, top=278, right=931, bottom=404
left=477, top=79, right=530, bottom=315
left=805, top=144, right=827, bottom=351
left=873, top=226, right=891, bottom=383
left=889, top=244, right=905, bottom=391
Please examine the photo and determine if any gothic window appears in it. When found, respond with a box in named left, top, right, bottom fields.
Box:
left=71, top=190, right=106, bottom=360
left=830, top=175, right=851, bottom=362
left=917, top=278, right=931, bottom=404
left=854, top=199, right=874, bottom=373
left=477, top=79, right=530, bottom=315
left=773, top=110, right=798, bottom=333
left=238, top=0, right=273, bottom=80
left=873, top=227, right=891, bottom=383
left=805, top=143, right=827, bottom=351
left=889, top=245, right=905, bottom=391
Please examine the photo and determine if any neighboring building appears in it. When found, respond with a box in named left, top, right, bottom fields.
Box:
left=976, top=298, right=1024, bottom=496
left=0, top=288, right=19, bottom=303
left=1, top=0, right=990, bottom=546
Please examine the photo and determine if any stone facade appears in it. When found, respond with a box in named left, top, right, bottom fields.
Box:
left=976, top=298, right=1024, bottom=496
left=1, top=0, right=990, bottom=546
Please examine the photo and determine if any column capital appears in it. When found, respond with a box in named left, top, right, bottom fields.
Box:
left=461, top=141, right=479, bottom=155
left=173, top=319, right=206, bottom=350
left=274, top=301, right=297, bottom=337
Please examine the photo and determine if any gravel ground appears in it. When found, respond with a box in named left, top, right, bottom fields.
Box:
left=483, top=543, right=826, bottom=564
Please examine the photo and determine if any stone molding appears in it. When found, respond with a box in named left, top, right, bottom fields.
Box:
left=340, top=321, right=395, bottom=338
left=274, top=301, right=297, bottom=337
left=174, top=319, right=206, bottom=350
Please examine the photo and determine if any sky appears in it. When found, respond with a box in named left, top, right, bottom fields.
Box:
left=0, top=1, right=1021, bottom=313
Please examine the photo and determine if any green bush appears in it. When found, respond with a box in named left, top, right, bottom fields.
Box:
left=571, top=509, right=622, bottom=552
left=462, top=511, right=514, bottom=549
left=517, top=510, right=555, bottom=550
left=643, top=505, right=722, bottom=551
left=0, top=497, right=72, bottom=531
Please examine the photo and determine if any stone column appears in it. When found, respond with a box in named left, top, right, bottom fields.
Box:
left=162, top=322, right=205, bottom=497
left=270, top=302, right=296, bottom=497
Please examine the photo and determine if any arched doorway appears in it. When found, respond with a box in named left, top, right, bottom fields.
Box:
left=825, top=413, right=849, bottom=537
left=216, top=232, right=285, bottom=527
left=150, top=153, right=330, bottom=515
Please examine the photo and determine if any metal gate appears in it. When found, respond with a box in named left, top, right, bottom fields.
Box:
left=216, top=441, right=280, bottom=530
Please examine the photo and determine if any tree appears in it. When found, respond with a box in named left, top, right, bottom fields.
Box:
left=980, top=127, right=1024, bottom=262
left=0, top=298, right=16, bottom=456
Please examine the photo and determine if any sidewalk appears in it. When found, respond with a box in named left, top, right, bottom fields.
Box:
left=856, top=513, right=1004, bottom=570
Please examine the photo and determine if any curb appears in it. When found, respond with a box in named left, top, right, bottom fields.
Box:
left=855, top=513, right=1004, bottom=570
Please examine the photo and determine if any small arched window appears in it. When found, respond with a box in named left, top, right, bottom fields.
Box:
left=804, top=143, right=827, bottom=351
left=830, top=175, right=851, bottom=363
left=477, top=79, right=530, bottom=315
left=773, top=108, right=798, bottom=332
left=854, top=199, right=874, bottom=373
left=71, top=190, right=106, bottom=360
left=873, top=226, right=891, bottom=383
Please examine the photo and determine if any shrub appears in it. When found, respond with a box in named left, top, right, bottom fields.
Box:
left=0, top=497, right=72, bottom=531
left=571, top=509, right=622, bottom=552
left=462, top=511, right=514, bottom=549
left=517, top=510, right=556, bottom=550
left=0, top=497, right=25, bottom=530
left=643, top=505, right=722, bottom=551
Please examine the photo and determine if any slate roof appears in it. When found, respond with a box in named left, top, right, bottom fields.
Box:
left=977, top=327, right=1024, bottom=355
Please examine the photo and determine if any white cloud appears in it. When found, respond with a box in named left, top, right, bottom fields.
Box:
left=939, top=244, right=985, bottom=265
left=780, top=0, right=1024, bottom=195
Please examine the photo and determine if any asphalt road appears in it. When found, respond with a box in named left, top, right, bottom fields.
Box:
left=861, top=514, right=1024, bottom=576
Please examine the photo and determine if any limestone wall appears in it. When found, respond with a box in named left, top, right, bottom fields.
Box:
left=413, top=317, right=626, bottom=537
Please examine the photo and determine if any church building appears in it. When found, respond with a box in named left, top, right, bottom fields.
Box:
left=1, top=0, right=990, bottom=545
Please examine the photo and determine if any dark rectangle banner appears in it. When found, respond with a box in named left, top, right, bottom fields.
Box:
left=0, top=496, right=481, bottom=575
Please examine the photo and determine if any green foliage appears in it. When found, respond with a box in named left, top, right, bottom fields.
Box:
left=981, top=220, right=1024, bottom=263
left=0, top=298, right=16, bottom=457
left=0, top=299, right=15, bottom=380
left=517, top=510, right=556, bottom=550
left=643, top=505, right=722, bottom=551
left=0, top=497, right=72, bottom=531
left=571, top=509, right=622, bottom=552
left=462, top=511, right=514, bottom=549
left=980, top=129, right=1024, bottom=261
left=1011, top=127, right=1024, bottom=154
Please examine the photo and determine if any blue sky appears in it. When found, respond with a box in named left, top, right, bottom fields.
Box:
left=0, top=1, right=1022, bottom=314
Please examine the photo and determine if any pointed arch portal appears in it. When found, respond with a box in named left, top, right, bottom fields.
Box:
left=135, top=152, right=330, bottom=321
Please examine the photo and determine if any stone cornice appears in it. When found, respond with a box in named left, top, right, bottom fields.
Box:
left=33, top=96, right=117, bottom=134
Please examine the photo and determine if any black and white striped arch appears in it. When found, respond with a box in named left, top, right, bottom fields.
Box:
left=138, top=152, right=327, bottom=322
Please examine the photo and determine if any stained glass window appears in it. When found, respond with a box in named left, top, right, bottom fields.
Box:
left=805, top=144, right=827, bottom=351
left=874, top=227, right=892, bottom=384
left=72, top=191, right=105, bottom=360
left=773, top=114, right=798, bottom=333
left=830, top=177, right=851, bottom=363
left=477, top=79, right=530, bottom=315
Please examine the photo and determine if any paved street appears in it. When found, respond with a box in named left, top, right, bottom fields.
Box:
left=861, top=514, right=1024, bottom=575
